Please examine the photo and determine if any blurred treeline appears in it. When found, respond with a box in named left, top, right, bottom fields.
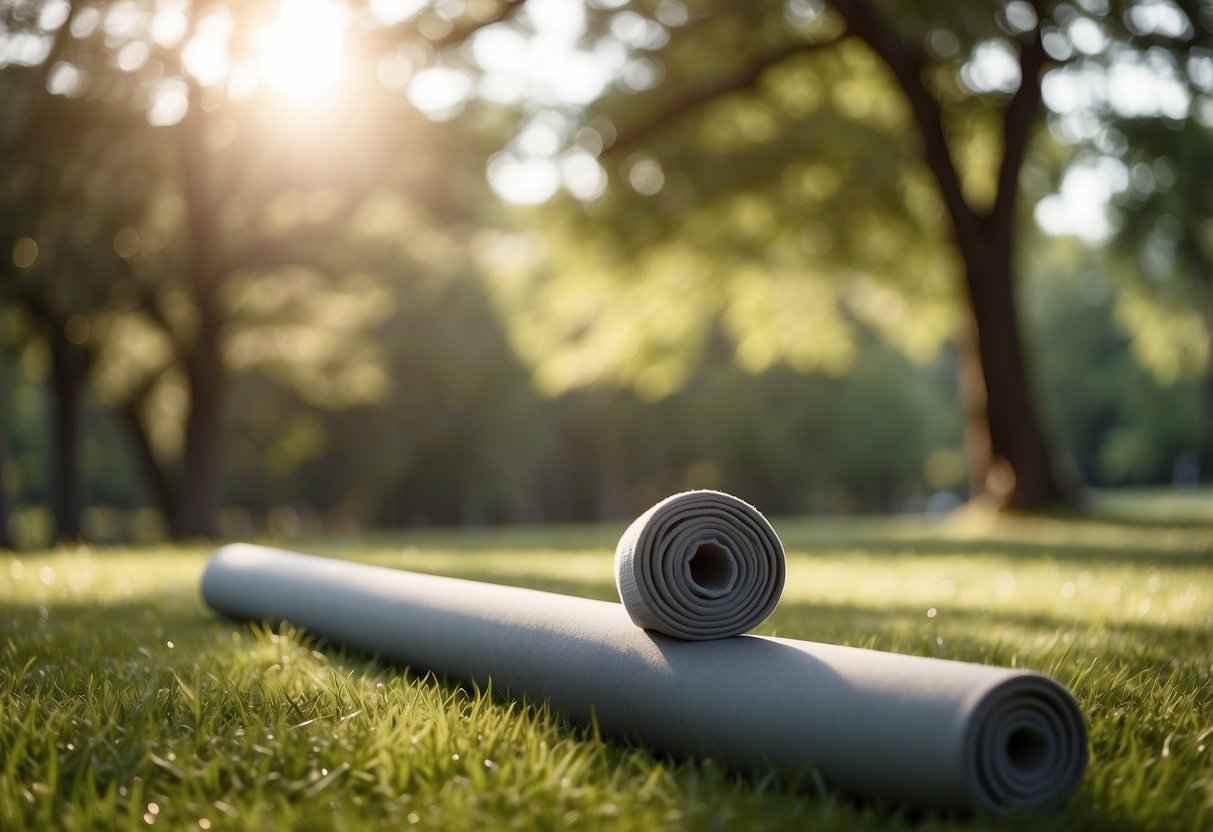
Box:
left=1, top=0, right=1211, bottom=547
left=1, top=231, right=1205, bottom=546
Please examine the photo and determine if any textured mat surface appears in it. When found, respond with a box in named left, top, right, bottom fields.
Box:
left=203, top=543, right=1087, bottom=813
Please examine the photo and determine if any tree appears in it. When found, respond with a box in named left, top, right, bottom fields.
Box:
left=452, top=0, right=1212, bottom=510
left=0, top=15, right=135, bottom=541
left=2, top=0, right=519, bottom=537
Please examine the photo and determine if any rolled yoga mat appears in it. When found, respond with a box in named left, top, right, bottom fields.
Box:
left=201, top=544, right=1088, bottom=814
left=615, top=490, right=785, bottom=640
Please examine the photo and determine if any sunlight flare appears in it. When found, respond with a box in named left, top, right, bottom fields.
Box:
left=258, top=0, right=350, bottom=105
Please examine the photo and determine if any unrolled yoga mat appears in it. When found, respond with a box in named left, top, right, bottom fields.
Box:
left=615, top=490, right=784, bottom=640
left=201, top=544, right=1087, bottom=813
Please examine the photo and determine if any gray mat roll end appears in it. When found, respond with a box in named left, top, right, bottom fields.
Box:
left=615, top=490, right=785, bottom=640
left=964, top=674, right=1088, bottom=814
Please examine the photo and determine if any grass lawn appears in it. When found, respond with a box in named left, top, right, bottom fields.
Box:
left=2, top=498, right=1211, bottom=830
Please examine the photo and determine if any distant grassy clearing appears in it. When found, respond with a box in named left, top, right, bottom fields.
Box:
left=2, top=505, right=1211, bottom=830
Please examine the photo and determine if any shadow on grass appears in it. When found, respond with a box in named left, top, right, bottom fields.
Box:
left=5, top=588, right=1189, bottom=831
left=1076, top=514, right=1213, bottom=531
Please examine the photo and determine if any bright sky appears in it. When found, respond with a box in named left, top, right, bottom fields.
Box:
left=1034, top=159, right=1127, bottom=241
left=427, top=0, right=628, bottom=204
left=1031, top=0, right=1201, bottom=240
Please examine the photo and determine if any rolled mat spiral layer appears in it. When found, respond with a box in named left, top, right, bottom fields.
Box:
left=201, top=544, right=1087, bottom=813
left=614, top=490, right=785, bottom=640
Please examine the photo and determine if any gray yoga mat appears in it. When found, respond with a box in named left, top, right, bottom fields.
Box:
left=201, top=544, right=1087, bottom=813
left=615, top=490, right=784, bottom=640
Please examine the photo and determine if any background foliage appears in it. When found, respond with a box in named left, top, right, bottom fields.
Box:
left=0, top=0, right=1210, bottom=545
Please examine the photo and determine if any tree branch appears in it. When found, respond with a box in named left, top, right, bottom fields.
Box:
left=829, top=0, right=978, bottom=245
left=605, top=34, right=850, bottom=155
left=117, top=382, right=178, bottom=524
left=989, top=33, right=1048, bottom=249
left=135, top=283, right=190, bottom=361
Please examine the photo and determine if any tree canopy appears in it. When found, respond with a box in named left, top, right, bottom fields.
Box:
left=442, top=0, right=1212, bottom=508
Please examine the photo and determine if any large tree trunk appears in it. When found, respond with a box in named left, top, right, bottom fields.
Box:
left=119, top=397, right=178, bottom=528
left=48, top=328, right=85, bottom=541
left=173, top=330, right=226, bottom=538
left=171, top=78, right=226, bottom=539
left=831, top=1, right=1073, bottom=510
left=955, top=240, right=1071, bottom=509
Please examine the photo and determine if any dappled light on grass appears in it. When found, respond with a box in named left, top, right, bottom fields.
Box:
left=0, top=600, right=845, bottom=829
left=3, top=510, right=1212, bottom=828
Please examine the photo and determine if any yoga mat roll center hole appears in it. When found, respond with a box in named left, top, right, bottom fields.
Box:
left=615, top=490, right=785, bottom=640
left=687, top=540, right=736, bottom=597
left=1006, top=726, right=1051, bottom=774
